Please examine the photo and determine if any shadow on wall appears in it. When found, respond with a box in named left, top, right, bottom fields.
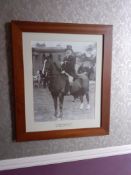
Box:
left=5, top=22, right=16, bottom=141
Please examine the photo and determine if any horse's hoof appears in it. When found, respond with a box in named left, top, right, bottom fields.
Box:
left=59, top=113, right=63, bottom=119
left=56, top=118, right=61, bottom=121
left=80, top=103, right=84, bottom=110
left=86, top=104, right=90, bottom=110
left=54, top=112, right=58, bottom=118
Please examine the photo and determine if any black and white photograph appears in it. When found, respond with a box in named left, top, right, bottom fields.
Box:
left=22, top=32, right=103, bottom=132
left=32, top=41, right=96, bottom=122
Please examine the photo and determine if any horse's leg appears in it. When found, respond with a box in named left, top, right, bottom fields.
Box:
left=53, top=95, right=58, bottom=117
left=59, top=92, right=64, bottom=119
left=43, top=78, right=45, bottom=88
left=85, top=90, right=90, bottom=110
left=80, top=95, right=84, bottom=110
left=72, top=96, right=76, bottom=102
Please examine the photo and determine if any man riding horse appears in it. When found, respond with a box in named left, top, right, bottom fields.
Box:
left=61, top=48, right=90, bottom=110
left=61, top=48, right=78, bottom=95
left=42, top=48, right=90, bottom=119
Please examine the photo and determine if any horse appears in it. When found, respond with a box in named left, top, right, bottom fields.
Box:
left=42, top=56, right=67, bottom=119
left=62, top=60, right=90, bottom=110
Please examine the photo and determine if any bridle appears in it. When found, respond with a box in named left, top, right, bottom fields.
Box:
left=42, top=59, right=47, bottom=76
left=42, top=59, right=61, bottom=78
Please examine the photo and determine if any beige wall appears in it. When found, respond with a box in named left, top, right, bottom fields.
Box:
left=0, top=0, right=131, bottom=160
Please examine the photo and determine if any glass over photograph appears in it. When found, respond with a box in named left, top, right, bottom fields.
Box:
left=22, top=32, right=102, bottom=132
left=32, top=41, right=96, bottom=122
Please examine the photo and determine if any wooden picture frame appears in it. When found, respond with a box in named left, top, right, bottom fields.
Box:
left=11, top=21, right=112, bottom=141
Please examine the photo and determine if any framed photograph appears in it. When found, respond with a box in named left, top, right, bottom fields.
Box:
left=11, top=21, right=112, bottom=141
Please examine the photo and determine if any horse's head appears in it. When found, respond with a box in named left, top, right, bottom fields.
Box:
left=42, top=54, right=62, bottom=77
left=42, top=56, right=52, bottom=77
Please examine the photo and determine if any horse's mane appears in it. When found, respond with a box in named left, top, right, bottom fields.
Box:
left=46, top=58, right=62, bottom=78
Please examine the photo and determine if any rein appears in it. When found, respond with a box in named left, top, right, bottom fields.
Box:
left=47, top=73, right=60, bottom=77
left=45, top=61, right=63, bottom=78
left=43, top=59, right=72, bottom=79
left=46, top=71, right=65, bottom=78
